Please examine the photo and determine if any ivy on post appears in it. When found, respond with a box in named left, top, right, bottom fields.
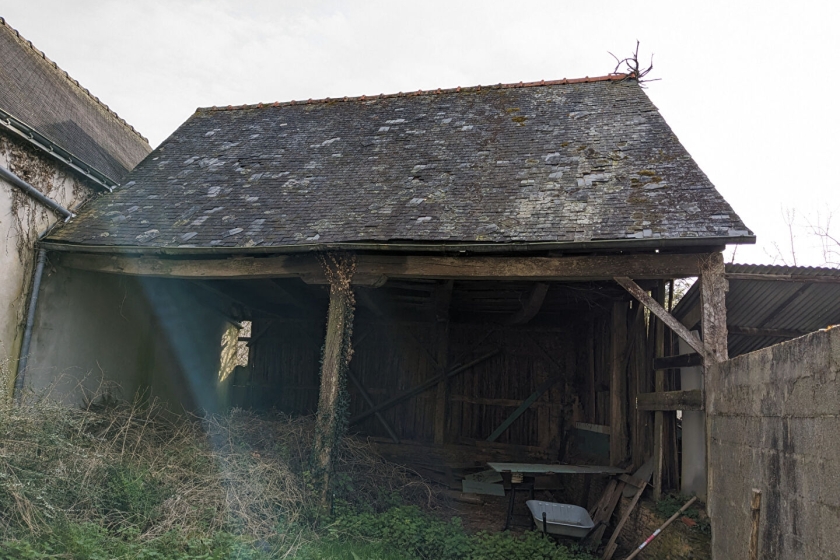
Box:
left=311, top=252, right=356, bottom=514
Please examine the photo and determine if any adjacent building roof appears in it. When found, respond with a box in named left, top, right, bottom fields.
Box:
left=674, top=263, right=840, bottom=357
left=0, top=17, right=151, bottom=186
left=47, top=75, right=753, bottom=254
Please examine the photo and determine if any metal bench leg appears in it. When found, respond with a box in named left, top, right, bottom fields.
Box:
left=504, top=485, right=516, bottom=530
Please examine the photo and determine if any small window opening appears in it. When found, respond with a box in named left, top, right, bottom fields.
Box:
left=219, top=320, right=251, bottom=382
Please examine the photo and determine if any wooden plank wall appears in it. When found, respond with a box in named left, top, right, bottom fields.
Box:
left=246, top=319, right=324, bottom=412
left=446, top=323, right=582, bottom=448
left=351, top=320, right=439, bottom=441
left=245, top=313, right=603, bottom=450
left=239, top=291, right=676, bottom=481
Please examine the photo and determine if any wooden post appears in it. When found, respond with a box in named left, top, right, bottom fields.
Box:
left=748, top=489, right=762, bottom=560
left=610, top=301, right=628, bottom=466
left=433, top=280, right=453, bottom=444
left=628, top=303, right=645, bottom=468
left=700, top=252, right=727, bottom=510
left=587, top=318, right=597, bottom=424
left=652, top=281, right=666, bottom=501
left=700, top=252, right=729, bottom=363
left=312, top=254, right=356, bottom=512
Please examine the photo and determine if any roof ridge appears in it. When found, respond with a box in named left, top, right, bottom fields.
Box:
left=199, top=73, right=631, bottom=112
left=0, top=16, right=150, bottom=145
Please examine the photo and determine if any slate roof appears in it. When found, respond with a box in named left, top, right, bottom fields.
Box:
left=47, top=75, right=753, bottom=253
left=0, top=17, right=151, bottom=184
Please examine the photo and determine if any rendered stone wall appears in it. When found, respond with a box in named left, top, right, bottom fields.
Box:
left=0, top=132, right=93, bottom=394
left=707, top=327, right=840, bottom=559
left=24, top=266, right=230, bottom=413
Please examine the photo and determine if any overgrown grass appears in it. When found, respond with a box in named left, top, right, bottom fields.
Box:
left=0, top=390, right=593, bottom=559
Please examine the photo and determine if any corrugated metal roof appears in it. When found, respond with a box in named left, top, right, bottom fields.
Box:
left=673, top=264, right=840, bottom=357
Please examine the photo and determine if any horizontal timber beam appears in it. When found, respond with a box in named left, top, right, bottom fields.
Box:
left=653, top=353, right=703, bottom=370
left=728, top=325, right=811, bottom=338
left=637, top=390, right=703, bottom=411
left=55, top=251, right=711, bottom=283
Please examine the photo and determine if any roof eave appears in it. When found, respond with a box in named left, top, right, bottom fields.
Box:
left=39, top=234, right=755, bottom=257
left=0, top=107, right=119, bottom=191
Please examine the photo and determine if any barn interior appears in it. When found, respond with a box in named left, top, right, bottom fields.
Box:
left=204, top=274, right=684, bottom=496
left=26, top=249, right=712, bottom=512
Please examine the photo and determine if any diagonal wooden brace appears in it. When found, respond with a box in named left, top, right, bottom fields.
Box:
left=614, top=277, right=714, bottom=362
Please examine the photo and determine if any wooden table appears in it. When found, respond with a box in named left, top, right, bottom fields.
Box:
left=487, top=463, right=625, bottom=530
left=487, top=463, right=625, bottom=475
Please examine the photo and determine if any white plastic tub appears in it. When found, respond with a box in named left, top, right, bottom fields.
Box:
left=526, top=500, right=595, bottom=538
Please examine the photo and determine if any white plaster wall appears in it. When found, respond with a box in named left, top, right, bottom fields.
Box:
left=0, top=132, right=94, bottom=395
left=25, top=266, right=230, bottom=412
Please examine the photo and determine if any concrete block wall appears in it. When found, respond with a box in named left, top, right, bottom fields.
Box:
left=707, top=327, right=840, bottom=559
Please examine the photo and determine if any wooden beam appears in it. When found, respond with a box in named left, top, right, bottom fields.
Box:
left=450, top=394, right=554, bottom=408
left=609, top=301, right=628, bottom=466
left=614, top=277, right=711, bottom=360
left=727, top=325, right=810, bottom=338
left=507, top=282, right=549, bottom=325
left=348, top=350, right=499, bottom=425
left=347, top=369, right=400, bottom=443
left=727, top=272, right=840, bottom=284
left=748, top=489, right=762, bottom=560
left=486, top=374, right=564, bottom=442
left=627, top=302, right=647, bottom=468
left=362, top=253, right=709, bottom=281
left=589, top=479, right=627, bottom=545
left=57, top=251, right=711, bottom=282
left=603, top=481, right=646, bottom=560
left=699, top=253, right=729, bottom=362
left=630, top=306, right=649, bottom=469
left=312, top=254, right=356, bottom=511
left=652, top=282, right=666, bottom=501
left=637, top=390, right=703, bottom=411
left=434, top=280, right=454, bottom=444
left=587, top=319, right=597, bottom=424
left=653, top=353, right=703, bottom=370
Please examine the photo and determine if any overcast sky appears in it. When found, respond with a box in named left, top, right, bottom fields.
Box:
left=3, top=1, right=839, bottom=266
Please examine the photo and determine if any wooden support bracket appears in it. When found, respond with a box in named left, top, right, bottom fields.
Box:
left=614, top=277, right=713, bottom=361
left=507, top=282, right=549, bottom=325
left=486, top=374, right=564, bottom=442
left=347, top=369, right=400, bottom=443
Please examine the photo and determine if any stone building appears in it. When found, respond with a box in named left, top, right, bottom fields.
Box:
left=0, top=17, right=151, bottom=393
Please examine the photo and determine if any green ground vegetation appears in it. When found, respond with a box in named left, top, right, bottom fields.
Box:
left=0, top=391, right=594, bottom=560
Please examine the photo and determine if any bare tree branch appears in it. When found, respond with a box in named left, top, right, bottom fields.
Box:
left=805, top=210, right=840, bottom=267
left=608, top=40, right=661, bottom=87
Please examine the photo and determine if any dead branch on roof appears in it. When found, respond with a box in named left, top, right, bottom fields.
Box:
left=609, top=40, right=660, bottom=87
